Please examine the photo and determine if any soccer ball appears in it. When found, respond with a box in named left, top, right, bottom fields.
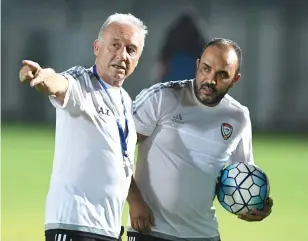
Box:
left=217, top=162, right=270, bottom=215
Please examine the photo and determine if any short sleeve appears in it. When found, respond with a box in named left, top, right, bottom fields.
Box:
left=132, top=84, right=164, bottom=137
left=228, top=109, right=255, bottom=165
left=49, top=66, right=88, bottom=113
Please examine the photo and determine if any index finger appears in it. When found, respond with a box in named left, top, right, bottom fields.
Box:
left=22, top=60, right=41, bottom=70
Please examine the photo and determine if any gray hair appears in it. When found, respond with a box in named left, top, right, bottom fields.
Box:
left=98, top=13, right=148, bottom=43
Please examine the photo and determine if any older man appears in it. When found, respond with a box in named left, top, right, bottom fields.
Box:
left=19, top=13, right=148, bottom=241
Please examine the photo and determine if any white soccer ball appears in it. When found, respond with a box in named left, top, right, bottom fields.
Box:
left=217, top=162, right=270, bottom=215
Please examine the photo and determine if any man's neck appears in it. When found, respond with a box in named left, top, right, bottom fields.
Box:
left=95, top=64, right=122, bottom=88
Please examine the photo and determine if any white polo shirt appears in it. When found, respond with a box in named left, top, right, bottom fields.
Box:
left=128, top=79, right=254, bottom=240
left=45, top=65, right=137, bottom=238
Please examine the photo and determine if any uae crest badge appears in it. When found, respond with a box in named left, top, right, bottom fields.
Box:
left=221, top=123, right=233, bottom=140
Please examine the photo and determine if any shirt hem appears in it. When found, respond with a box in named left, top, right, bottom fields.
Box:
left=45, top=223, right=119, bottom=239
left=127, top=226, right=220, bottom=240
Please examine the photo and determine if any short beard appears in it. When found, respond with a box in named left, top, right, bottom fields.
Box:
left=194, top=81, right=232, bottom=106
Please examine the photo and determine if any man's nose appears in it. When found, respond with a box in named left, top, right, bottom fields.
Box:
left=115, top=47, right=127, bottom=60
left=210, top=79, right=217, bottom=85
left=205, top=72, right=217, bottom=84
left=205, top=77, right=217, bottom=86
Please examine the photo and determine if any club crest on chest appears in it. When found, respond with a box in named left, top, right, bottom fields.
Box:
left=221, top=123, right=233, bottom=140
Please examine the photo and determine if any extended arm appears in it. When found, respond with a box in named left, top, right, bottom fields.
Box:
left=19, top=60, right=68, bottom=104
left=19, top=60, right=87, bottom=112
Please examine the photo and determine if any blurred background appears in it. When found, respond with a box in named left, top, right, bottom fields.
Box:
left=1, top=0, right=308, bottom=241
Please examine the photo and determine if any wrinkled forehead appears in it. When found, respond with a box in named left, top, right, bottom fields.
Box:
left=102, top=22, right=144, bottom=47
left=200, top=45, right=238, bottom=72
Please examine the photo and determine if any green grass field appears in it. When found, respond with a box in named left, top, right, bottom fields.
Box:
left=2, top=124, right=307, bottom=241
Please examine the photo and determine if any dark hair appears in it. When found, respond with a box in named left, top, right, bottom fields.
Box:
left=201, top=38, right=242, bottom=75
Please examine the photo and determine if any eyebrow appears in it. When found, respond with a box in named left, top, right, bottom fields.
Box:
left=111, top=38, right=121, bottom=43
left=202, top=63, right=210, bottom=68
left=112, top=38, right=138, bottom=49
left=129, top=44, right=138, bottom=50
left=202, top=62, right=230, bottom=76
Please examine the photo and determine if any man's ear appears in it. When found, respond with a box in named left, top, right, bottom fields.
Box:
left=231, top=73, right=241, bottom=87
left=196, top=58, right=200, bottom=68
left=93, top=39, right=100, bottom=56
